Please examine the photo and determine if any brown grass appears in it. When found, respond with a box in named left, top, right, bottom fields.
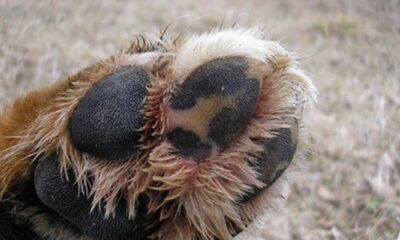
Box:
left=0, top=0, right=399, bottom=239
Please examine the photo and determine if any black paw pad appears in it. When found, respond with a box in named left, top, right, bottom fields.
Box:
left=241, top=126, right=298, bottom=202
left=34, top=154, right=160, bottom=240
left=68, top=66, right=149, bottom=161
left=168, top=56, right=263, bottom=160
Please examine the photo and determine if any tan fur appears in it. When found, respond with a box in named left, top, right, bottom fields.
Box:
left=15, top=206, right=91, bottom=240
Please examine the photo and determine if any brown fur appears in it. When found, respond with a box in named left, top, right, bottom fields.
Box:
left=0, top=80, right=70, bottom=196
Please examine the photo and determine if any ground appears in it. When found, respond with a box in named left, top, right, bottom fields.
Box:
left=0, top=0, right=399, bottom=239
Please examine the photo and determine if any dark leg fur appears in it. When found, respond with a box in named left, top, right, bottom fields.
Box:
left=0, top=201, right=40, bottom=240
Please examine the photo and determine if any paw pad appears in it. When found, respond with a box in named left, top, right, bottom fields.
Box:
left=68, top=66, right=149, bottom=160
left=167, top=56, right=264, bottom=161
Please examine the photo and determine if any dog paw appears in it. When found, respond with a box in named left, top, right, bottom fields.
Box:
left=1, top=28, right=316, bottom=240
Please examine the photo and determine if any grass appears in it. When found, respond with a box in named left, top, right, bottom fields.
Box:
left=1, top=0, right=399, bottom=239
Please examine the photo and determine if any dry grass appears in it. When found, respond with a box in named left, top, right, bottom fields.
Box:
left=1, top=0, right=399, bottom=239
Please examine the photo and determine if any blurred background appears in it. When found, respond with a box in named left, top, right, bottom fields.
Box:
left=0, top=0, right=399, bottom=239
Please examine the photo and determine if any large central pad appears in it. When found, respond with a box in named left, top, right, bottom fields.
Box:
left=167, top=56, right=263, bottom=161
